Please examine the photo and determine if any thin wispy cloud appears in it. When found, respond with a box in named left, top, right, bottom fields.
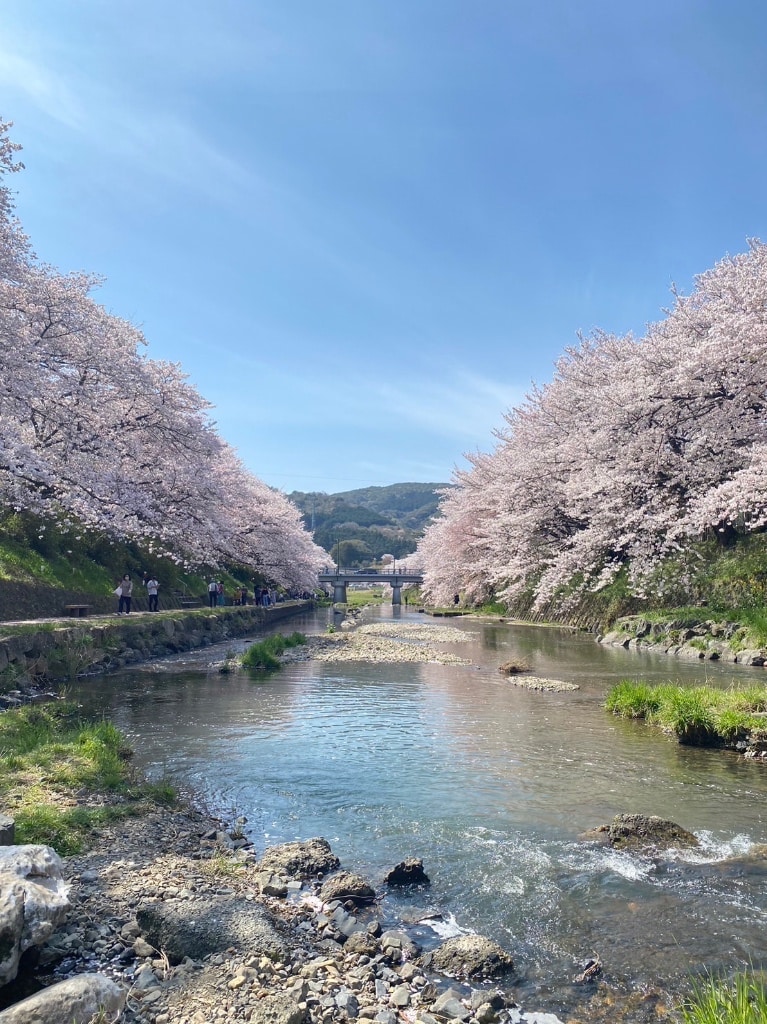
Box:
left=0, top=46, right=85, bottom=129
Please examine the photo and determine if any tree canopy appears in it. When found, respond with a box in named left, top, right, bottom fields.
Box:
left=0, top=120, right=325, bottom=590
left=417, top=241, right=767, bottom=609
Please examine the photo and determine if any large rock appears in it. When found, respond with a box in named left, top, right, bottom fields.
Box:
left=582, top=814, right=699, bottom=853
left=319, top=871, right=376, bottom=905
left=383, top=858, right=431, bottom=888
left=0, top=973, right=125, bottom=1024
left=419, top=934, right=513, bottom=979
left=0, top=845, right=70, bottom=986
left=136, top=897, right=291, bottom=964
left=258, top=838, right=340, bottom=880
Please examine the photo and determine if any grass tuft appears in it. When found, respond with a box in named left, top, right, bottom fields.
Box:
left=605, top=680, right=767, bottom=746
left=680, top=971, right=767, bottom=1024
left=241, top=632, right=306, bottom=671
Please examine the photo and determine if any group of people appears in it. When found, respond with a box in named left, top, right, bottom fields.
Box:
left=114, top=573, right=160, bottom=615
left=115, top=574, right=292, bottom=615
left=208, top=582, right=279, bottom=607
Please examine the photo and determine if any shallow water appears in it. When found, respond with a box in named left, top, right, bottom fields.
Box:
left=70, top=606, right=767, bottom=1015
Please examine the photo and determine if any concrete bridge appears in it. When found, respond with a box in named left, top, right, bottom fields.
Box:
left=318, top=568, right=423, bottom=605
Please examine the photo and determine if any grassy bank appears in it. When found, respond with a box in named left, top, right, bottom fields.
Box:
left=605, top=680, right=767, bottom=747
left=0, top=702, right=177, bottom=855
left=241, top=631, right=306, bottom=670
left=346, top=588, right=386, bottom=607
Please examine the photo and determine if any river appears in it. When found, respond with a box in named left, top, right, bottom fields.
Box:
left=70, top=605, right=767, bottom=1018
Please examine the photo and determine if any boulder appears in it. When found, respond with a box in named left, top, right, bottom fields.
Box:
left=384, top=858, right=430, bottom=888
left=258, top=837, right=340, bottom=880
left=736, top=650, right=766, bottom=667
left=0, top=845, right=70, bottom=986
left=419, top=934, right=513, bottom=979
left=136, top=896, right=291, bottom=964
left=0, top=973, right=124, bottom=1024
left=582, top=814, right=699, bottom=853
left=319, top=871, right=376, bottom=905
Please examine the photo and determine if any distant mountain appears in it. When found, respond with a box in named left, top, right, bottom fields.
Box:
left=288, top=482, right=449, bottom=564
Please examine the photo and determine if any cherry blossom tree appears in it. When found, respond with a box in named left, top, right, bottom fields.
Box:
left=419, top=241, right=767, bottom=610
left=0, top=119, right=325, bottom=585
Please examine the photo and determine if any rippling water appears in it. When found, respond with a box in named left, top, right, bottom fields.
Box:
left=70, top=606, right=767, bottom=1016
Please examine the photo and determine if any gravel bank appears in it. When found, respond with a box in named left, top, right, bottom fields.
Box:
left=281, top=623, right=473, bottom=666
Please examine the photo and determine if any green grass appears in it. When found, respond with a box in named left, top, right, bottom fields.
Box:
left=346, top=589, right=385, bottom=606
left=641, top=605, right=767, bottom=647
left=241, top=631, right=306, bottom=671
left=680, top=972, right=767, bottom=1024
left=0, top=702, right=177, bottom=854
left=605, top=680, right=767, bottom=745
left=475, top=601, right=508, bottom=615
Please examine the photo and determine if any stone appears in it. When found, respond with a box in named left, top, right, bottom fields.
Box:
left=344, top=931, right=379, bottom=957
left=383, top=858, right=430, bottom=888
left=737, top=650, right=766, bottom=667
left=391, top=985, right=411, bottom=1007
left=604, top=814, right=699, bottom=852
left=320, top=870, right=376, bottom=905
left=432, top=988, right=470, bottom=1020
left=420, top=935, right=513, bottom=979
left=133, top=935, right=157, bottom=957
left=336, top=988, right=360, bottom=1016
left=0, top=973, right=125, bottom=1024
left=249, top=993, right=308, bottom=1024
left=0, top=844, right=70, bottom=986
left=136, top=896, right=291, bottom=964
left=332, top=905, right=362, bottom=939
left=257, top=871, right=289, bottom=898
left=0, top=816, right=14, bottom=846
left=259, top=838, right=340, bottom=880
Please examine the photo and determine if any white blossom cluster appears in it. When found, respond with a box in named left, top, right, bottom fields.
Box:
left=418, top=239, right=767, bottom=609
left=0, top=121, right=326, bottom=589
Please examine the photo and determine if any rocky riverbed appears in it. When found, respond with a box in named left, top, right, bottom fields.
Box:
left=1, top=804, right=681, bottom=1024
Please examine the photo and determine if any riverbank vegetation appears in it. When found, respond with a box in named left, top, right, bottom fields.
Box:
left=0, top=702, right=177, bottom=855
left=605, top=680, right=767, bottom=747
left=416, top=242, right=767, bottom=630
left=241, top=632, right=306, bottom=670
left=680, top=971, right=767, bottom=1024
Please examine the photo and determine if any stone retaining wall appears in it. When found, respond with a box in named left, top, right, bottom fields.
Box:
left=598, top=613, right=767, bottom=667
left=0, top=603, right=311, bottom=691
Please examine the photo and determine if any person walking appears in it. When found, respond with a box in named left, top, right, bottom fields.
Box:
left=208, top=580, right=218, bottom=608
left=144, top=574, right=160, bottom=612
left=117, top=574, right=133, bottom=615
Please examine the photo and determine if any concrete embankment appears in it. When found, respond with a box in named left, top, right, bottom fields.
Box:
left=0, top=603, right=312, bottom=693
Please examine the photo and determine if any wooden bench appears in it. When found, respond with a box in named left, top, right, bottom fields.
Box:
left=64, top=605, right=90, bottom=617
left=179, top=598, right=202, bottom=608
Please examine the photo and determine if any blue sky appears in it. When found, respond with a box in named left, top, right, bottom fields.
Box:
left=2, top=1, right=766, bottom=494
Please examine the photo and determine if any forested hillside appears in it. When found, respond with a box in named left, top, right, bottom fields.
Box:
left=288, top=482, right=448, bottom=564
